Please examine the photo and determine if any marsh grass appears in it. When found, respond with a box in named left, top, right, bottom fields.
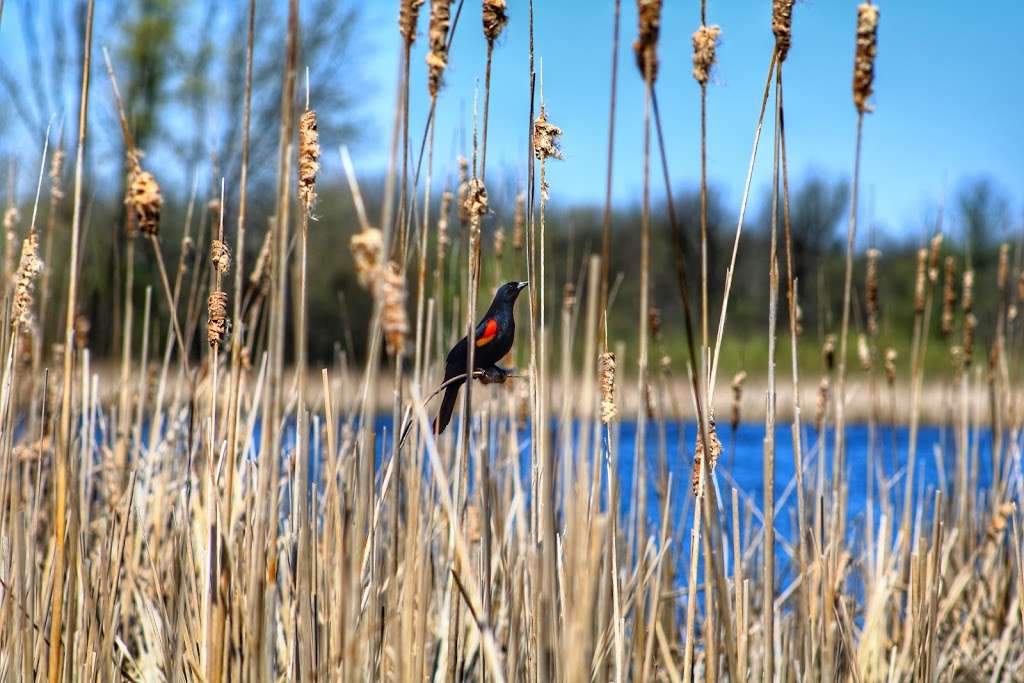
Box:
left=0, top=1, right=1022, bottom=682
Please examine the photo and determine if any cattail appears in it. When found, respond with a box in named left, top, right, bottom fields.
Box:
left=379, top=261, right=410, bottom=355
left=49, top=148, right=65, bottom=200
left=997, top=243, right=1010, bottom=294
left=857, top=333, right=871, bottom=371
left=865, top=248, right=880, bottom=334
left=731, top=370, right=747, bottom=433
left=74, top=314, right=91, bottom=350
left=822, top=334, right=836, bottom=372
left=794, top=301, right=804, bottom=336
left=962, top=269, right=974, bottom=315
left=599, top=351, right=618, bottom=424
left=533, top=108, right=563, bottom=162
left=457, top=156, right=470, bottom=224
left=426, top=0, right=453, bottom=97
left=126, top=168, right=163, bottom=236
left=692, top=412, right=722, bottom=495
left=772, top=0, right=794, bottom=62
left=512, top=191, right=525, bottom=250
left=852, top=3, right=879, bottom=114
left=11, top=233, right=42, bottom=328
left=883, top=348, right=897, bottom=385
left=815, top=376, right=830, bottom=431
left=963, top=313, right=976, bottom=368
left=562, top=282, right=576, bottom=314
left=211, top=239, right=231, bottom=274
left=648, top=306, right=662, bottom=341
left=633, top=0, right=662, bottom=82
left=494, top=226, right=505, bottom=259
left=350, top=227, right=384, bottom=288
left=207, top=290, right=229, bottom=348
left=298, top=109, right=320, bottom=211
left=691, top=25, right=721, bottom=86
left=437, top=190, right=452, bottom=260
left=949, top=345, right=964, bottom=374
left=465, top=178, right=489, bottom=230
left=927, top=232, right=942, bottom=284
left=482, top=0, right=508, bottom=44
left=941, top=256, right=956, bottom=337
left=399, top=0, right=424, bottom=44
left=913, top=247, right=927, bottom=314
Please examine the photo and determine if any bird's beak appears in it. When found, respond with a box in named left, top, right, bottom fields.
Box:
left=516, top=281, right=529, bottom=292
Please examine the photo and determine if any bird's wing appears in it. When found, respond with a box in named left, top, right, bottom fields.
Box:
left=473, top=317, right=500, bottom=348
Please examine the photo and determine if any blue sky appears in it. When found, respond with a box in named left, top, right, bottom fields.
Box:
left=357, top=0, right=1023, bottom=239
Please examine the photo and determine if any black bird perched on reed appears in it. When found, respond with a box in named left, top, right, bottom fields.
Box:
left=433, top=280, right=528, bottom=434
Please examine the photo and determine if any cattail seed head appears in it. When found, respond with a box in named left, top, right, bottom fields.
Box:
left=127, top=169, right=163, bottom=236
left=482, top=0, right=508, bottom=44
left=852, top=3, right=879, bottom=114
left=913, top=247, right=927, bottom=314
left=822, top=334, right=836, bottom=372
left=494, top=226, right=505, bottom=259
left=466, top=178, right=488, bottom=225
left=513, top=191, right=525, bottom=250
left=11, top=233, right=42, bottom=329
left=49, top=149, right=65, bottom=200
left=399, top=0, right=424, bottom=44
left=865, top=248, right=880, bottom=334
left=599, top=351, right=618, bottom=424
left=883, top=348, right=897, bottom=385
left=207, top=290, right=229, bottom=348
left=457, top=156, right=470, bottom=224
left=997, top=243, right=1010, bottom=293
left=379, top=261, right=410, bottom=355
left=857, top=333, right=871, bottom=371
left=815, top=377, right=830, bottom=431
left=533, top=108, right=563, bottom=161
left=298, top=109, right=320, bottom=211
left=772, top=0, right=794, bottom=62
left=562, top=282, right=576, bottom=313
left=731, top=370, right=746, bottom=433
left=633, top=0, right=662, bottom=82
left=211, top=239, right=231, bottom=274
left=962, top=269, right=974, bottom=314
left=350, top=227, right=385, bottom=288
left=74, top=314, right=90, bottom=350
left=963, top=312, right=976, bottom=367
left=426, top=0, right=453, bottom=97
left=927, top=232, right=942, bottom=284
left=691, top=25, right=721, bottom=86
left=692, top=412, right=722, bottom=495
left=438, top=190, right=452, bottom=255
left=941, top=256, right=956, bottom=337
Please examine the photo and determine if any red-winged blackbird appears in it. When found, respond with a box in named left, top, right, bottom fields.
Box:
left=433, top=281, right=528, bottom=434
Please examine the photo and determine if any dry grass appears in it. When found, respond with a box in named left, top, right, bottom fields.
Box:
left=0, top=1, right=1022, bottom=682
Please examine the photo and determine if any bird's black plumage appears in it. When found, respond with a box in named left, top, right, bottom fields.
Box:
left=433, top=281, right=528, bottom=434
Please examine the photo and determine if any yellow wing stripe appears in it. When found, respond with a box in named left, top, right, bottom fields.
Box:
left=475, top=319, right=498, bottom=347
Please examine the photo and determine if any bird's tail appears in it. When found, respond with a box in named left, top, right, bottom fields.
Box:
left=432, top=380, right=463, bottom=435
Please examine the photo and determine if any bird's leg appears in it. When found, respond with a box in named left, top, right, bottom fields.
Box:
left=478, top=365, right=511, bottom=385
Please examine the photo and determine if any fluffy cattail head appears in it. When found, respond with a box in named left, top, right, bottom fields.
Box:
left=633, top=0, right=662, bottom=82
left=426, top=0, right=453, bottom=97
left=399, top=0, right=424, bottom=44
left=49, top=148, right=65, bottom=200
left=513, top=191, right=525, bottom=249
left=207, top=290, right=229, bottom=348
left=857, top=333, right=872, bottom=371
left=482, top=0, right=508, bottom=44
left=772, top=0, right=794, bottom=62
left=350, top=227, right=384, bottom=288
left=466, top=178, right=488, bottom=226
left=927, top=232, right=943, bottom=284
left=494, top=227, right=505, bottom=259
left=298, top=109, right=320, bottom=211
left=11, top=233, right=42, bottom=329
left=127, top=169, right=163, bottom=236
left=883, top=348, right=897, bottom=385
left=599, top=351, right=618, bottom=424
left=822, top=334, right=836, bottom=372
left=941, top=256, right=956, bottom=337
left=457, top=156, right=471, bottom=224
left=962, top=269, right=974, bottom=314
left=533, top=108, right=563, bottom=161
left=865, top=248, right=880, bottom=334
left=731, top=370, right=747, bottom=433
left=852, top=3, right=879, bottom=114
left=692, top=412, right=722, bottom=495
left=691, top=25, right=721, bottom=86
left=913, top=247, right=927, bottom=313
left=438, top=190, right=452, bottom=254
left=379, top=261, right=410, bottom=355
left=211, top=239, right=231, bottom=274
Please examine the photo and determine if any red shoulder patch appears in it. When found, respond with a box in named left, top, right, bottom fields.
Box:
left=475, top=319, right=498, bottom=347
